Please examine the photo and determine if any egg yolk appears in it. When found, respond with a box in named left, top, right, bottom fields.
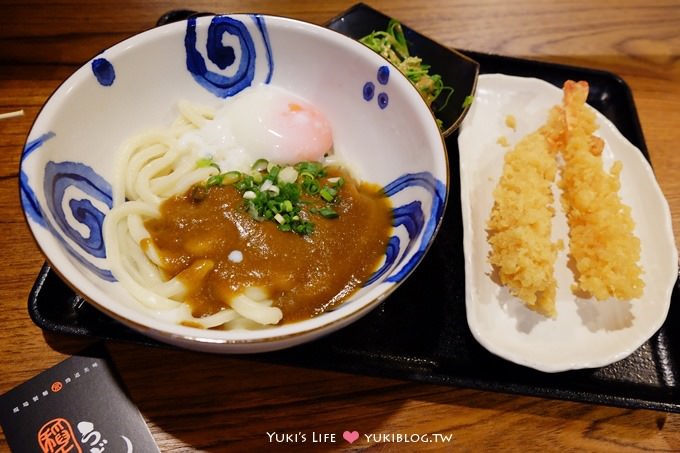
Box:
left=225, top=85, right=334, bottom=164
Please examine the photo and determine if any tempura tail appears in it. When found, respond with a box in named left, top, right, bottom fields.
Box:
left=487, top=130, right=561, bottom=317
left=558, top=80, right=644, bottom=300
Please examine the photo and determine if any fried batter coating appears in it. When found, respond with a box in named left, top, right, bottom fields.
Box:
left=487, top=80, right=644, bottom=318
left=559, top=81, right=644, bottom=300
left=487, top=130, right=560, bottom=317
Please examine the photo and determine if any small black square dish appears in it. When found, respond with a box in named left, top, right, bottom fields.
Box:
left=326, top=3, right=479, bottom=137
left=29, top=4, right=680, bottom=413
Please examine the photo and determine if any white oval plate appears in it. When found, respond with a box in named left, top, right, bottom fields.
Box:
left=458, top=73, right=678, bottom=373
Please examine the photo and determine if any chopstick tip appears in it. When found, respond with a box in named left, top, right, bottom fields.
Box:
left=0, top=109, right=25, bottom=120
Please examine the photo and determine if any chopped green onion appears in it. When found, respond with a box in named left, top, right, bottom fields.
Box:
left=278, top=166, right=299, bottom=184
left=206, top=174, right=225, bottom=187
left=197, top=158, right=212, bottom=167
left=222, top=171, right=241, bottom=185
left=295, top=161, right=325, bottom=178
left=302, top=177, right=320, bottom=195
left=268, top=164, right=281, bottom=179
left=206, top=170, right=241, bottom=188
left=294, top=222, right=314, bottom=235
left=197, top=157, right=220, bottom=172
left=195, top=159, right=343, bottom=235
left=251, top=158, right=269, bottom=171
left=319, top=187, right=337, bottom=202
left=234, top=175, right=255, bottom=191
left=267, top=199, right=280, bottom=213
left=261, top=179, right=273, bottom=191
left=317, top=207, right=338, bottom=218
left=433, top=86, right=455, bottom=113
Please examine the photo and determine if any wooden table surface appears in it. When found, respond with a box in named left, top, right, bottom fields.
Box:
left=1, top=0, right=679, bottom=451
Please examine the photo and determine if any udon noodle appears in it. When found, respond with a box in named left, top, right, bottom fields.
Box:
left=104, top=82, right=395, bottom=331
left=103, top=101, right=283, bottom=329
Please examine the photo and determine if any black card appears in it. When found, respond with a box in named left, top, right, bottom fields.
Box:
left=0, top=344, right=159, bottom=453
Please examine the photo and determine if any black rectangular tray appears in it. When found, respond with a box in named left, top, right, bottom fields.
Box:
left=29, top=3, right=680, bottom=413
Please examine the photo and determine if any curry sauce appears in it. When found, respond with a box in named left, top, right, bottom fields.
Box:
left=143, top=167, right=392, bottom=324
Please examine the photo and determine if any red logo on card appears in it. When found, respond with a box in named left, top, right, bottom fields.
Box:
left=37, top=418, right=83, bottom=453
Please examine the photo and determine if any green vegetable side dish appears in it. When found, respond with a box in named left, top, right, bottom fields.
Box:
left=360, top=20, right=473, bottom=128
left=193, top=158, right=345, bottom=235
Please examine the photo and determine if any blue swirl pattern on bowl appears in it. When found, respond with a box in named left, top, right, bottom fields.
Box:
left=185, top=15, right=273, bottom=98
left=366, top=172, right=446, bottom=285
left=44, top=161, right=111, bottom=259
left=20, top=134, right=114, bottom=281
left=20, top=132, right=54, bottom=227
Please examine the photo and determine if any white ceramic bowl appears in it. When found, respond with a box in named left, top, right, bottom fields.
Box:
left=20, top=14, right=448, bottom=353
